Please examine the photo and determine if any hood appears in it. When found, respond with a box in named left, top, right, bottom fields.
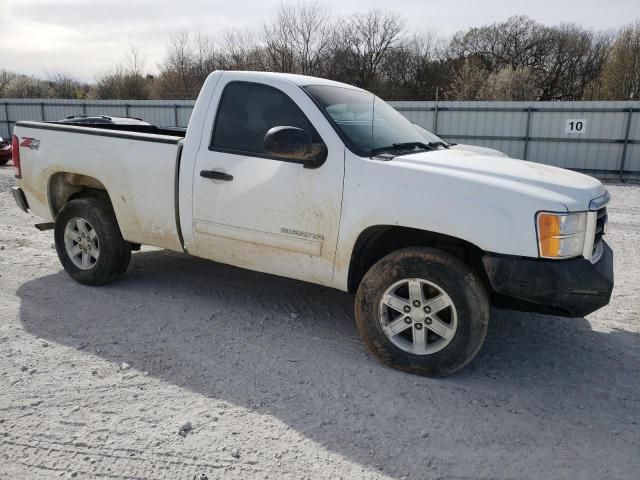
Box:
left=392, top=149, right=606, bottom=211
left=449, top=143, right=507, bottom=157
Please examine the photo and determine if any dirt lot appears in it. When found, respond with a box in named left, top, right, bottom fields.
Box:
left=0, top=165, right=638, bottom=480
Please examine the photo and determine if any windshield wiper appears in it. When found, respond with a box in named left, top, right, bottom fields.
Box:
left=427, top=141, right=450, bottom=149
left=370, top=142, right=437, bottom=157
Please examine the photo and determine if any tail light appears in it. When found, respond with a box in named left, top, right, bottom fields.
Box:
left=12, top=134, right=21, bottom=178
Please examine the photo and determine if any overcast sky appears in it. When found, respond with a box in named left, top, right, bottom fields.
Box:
left=1, top=0, right=638, bottom=81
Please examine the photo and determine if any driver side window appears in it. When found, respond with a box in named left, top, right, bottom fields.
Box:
left=210, top=81, right=324, bottom=160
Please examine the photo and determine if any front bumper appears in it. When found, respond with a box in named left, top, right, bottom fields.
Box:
left=11, top=186, right=29, bottom=213
left=482, top=241, right=613, bottom=317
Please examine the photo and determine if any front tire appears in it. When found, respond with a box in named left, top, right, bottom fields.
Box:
left=355, top=247, right=489, bottom=377
left=54, top=197, right=131, bottom=285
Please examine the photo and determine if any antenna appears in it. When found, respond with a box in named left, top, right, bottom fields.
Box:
left=370, top=76, right=376, bottom=157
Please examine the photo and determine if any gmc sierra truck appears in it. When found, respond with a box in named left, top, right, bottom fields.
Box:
left=10, top=71, right=613, bottom=377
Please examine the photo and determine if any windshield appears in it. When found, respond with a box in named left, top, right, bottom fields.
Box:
left=303, top=85, right=444, bottom=157
left=411, top=123, right=447, bottom=145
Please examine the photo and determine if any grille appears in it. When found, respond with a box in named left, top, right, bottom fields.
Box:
left=592, top=207, right=607, bottom=258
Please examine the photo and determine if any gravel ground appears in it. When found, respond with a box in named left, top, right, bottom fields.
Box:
left=0, top=165, right=638, bottom=480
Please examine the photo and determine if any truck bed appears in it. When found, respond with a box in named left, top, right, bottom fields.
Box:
left=14, top=121, right=185, bottom=253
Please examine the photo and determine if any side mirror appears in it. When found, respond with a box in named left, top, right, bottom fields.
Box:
left=263, top=126, right=326, bottom=167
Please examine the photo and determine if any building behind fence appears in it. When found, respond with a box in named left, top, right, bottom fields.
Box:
left=2, top=98, right=639, bottom=178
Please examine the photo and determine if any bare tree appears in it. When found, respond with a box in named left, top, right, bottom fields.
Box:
left=587, top=21, right=640, bottom=100
left=263, top=3, right=297, bottom=72
left=220, top=28, right=265, bottom=70
left=448, top=16, right=616, bottom=100
left=94, top=45, right=152, bottom=99
left=536, top=25, right=611, bottom=100
left=0, top=70, right=18, bottom=97
left=445, top=57, right=489, bottom=100
left=124, top=45, right=151, bottom=98
left=154, top=32, right=223, bottom=99
left=381, top=32, right=441, bottom=99
left=191, top=33, right=221, bottom=84
left=479, top=66, right=539, bottom=100
left=46, top=72, right=86, bottom=98
left=159, top=32, right=196, bottom=96
left=290, top=1, right=333, bottom=75
left=4, top=75, right=53, bottom=98
left=450, top=16, right=551, bottom=71
left=339, top=9, right=405, bottom=89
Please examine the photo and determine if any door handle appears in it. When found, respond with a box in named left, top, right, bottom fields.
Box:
left=200, top=170, right=234, bottom=181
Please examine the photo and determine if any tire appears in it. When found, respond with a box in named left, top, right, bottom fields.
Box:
left=54, top=197, right=131, bottom=286
left=355, top=247, right=489, bottom=377
left=0, top=157, right=9, bottom=166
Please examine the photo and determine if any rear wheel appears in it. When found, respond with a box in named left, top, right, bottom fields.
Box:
left=54, top=197, right=131, bottom=285
left=355, top=247, right=489, bottom=377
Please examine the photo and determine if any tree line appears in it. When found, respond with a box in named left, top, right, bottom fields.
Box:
left=1, top=3, right=639, bottom=102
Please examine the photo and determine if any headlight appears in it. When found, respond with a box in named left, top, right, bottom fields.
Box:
left=536, top=212, right=587, bottom=259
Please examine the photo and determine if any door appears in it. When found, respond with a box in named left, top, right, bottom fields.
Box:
left=191, top=77, right=345, bottom=287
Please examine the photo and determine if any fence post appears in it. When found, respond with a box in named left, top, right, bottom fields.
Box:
left=125, top=104, right=130, bottom=118
left=523, top=106, right=533, bottom=160
left=40, top=102, right=45, bottom=121
left=174, top=104, right=179, bottom=127
left=619, top=107, right=633, bottom=181
left=82, top=102, right=87, bottom=115
left=433, top=102, right=439, bottom=135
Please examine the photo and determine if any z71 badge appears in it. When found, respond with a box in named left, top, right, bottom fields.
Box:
left=20, top=137, right=40, bottom=150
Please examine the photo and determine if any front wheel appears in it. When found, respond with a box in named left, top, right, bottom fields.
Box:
left=54, top=197, right=131, bottom=285
left=355, top=247, right=489, bottom=377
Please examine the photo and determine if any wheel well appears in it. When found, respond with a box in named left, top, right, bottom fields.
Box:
left=347, top=225, right=489, bottom=293
left=48, top=173, right=141, bottom=250
left=48, top=172, right=110, bottom=218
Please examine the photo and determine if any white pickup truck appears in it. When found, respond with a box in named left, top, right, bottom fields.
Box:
left=10, top=71, right=613, bottom=377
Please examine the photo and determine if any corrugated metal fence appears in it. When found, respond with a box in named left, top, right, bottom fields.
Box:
left=390, top=100, right=640, bottom=178
left=0, top=99, right=195, bottom=139
left=2, top=98, right=639, bottom=178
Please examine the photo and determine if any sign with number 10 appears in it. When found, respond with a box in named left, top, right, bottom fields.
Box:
left=565, top=119, right=587, bottom=134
